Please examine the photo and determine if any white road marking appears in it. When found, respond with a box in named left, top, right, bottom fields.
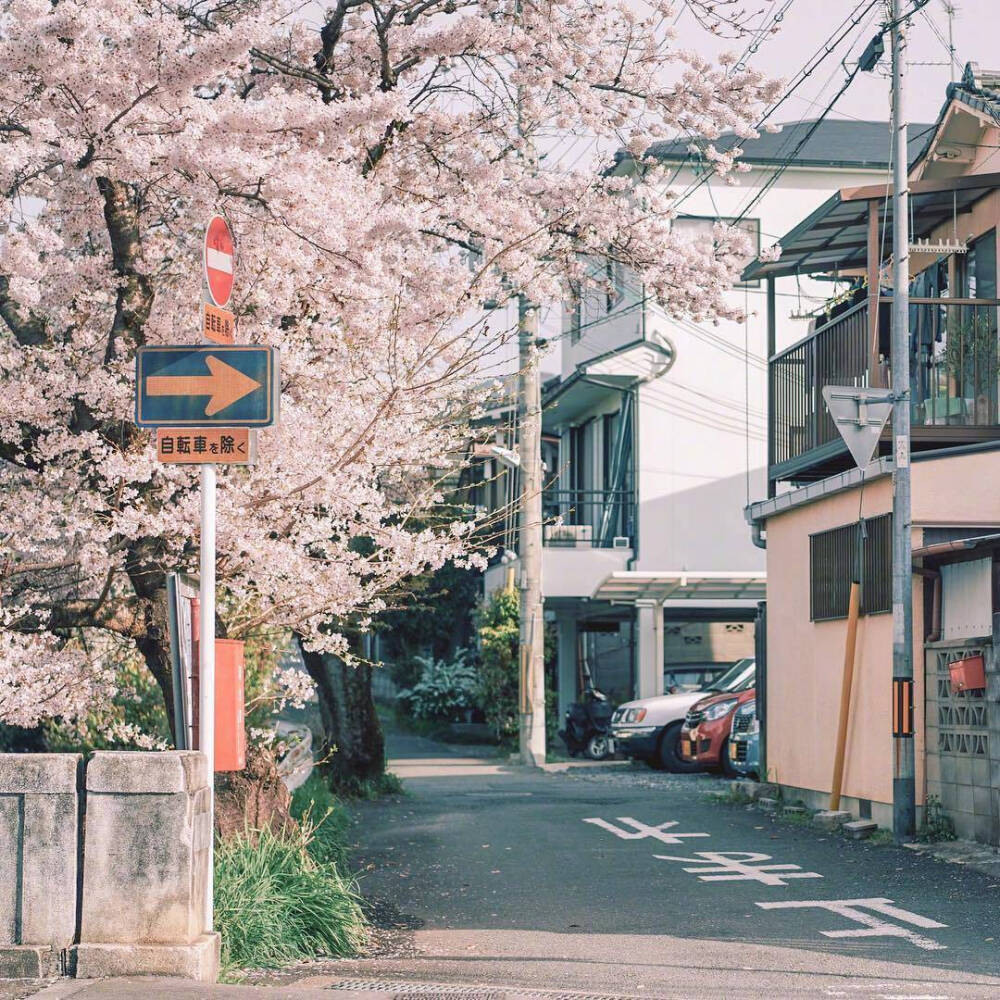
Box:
left=582, top=816, right=710, bottom=845
left=654, top=850, right=823, bottom=886
left=756, top=898, right=948, bottom=951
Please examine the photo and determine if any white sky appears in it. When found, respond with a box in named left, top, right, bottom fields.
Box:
left=685, top=0, right=993, bottom=126
left=544, top=0, right=999, bottom=174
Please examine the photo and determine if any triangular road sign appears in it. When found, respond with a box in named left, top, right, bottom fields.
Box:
left=822, top=385, right=893, bottom=471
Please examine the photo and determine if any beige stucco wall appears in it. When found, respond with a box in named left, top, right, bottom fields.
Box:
left=765, top=449, right=1000, bottom=806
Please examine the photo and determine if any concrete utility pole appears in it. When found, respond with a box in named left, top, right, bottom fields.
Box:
left=890, top=0, right=916, bottom=840
left=517, top=293, right=547, bottom=766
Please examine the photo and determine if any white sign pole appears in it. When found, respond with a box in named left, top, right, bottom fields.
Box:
left=199, top=462, right=216, bottom=931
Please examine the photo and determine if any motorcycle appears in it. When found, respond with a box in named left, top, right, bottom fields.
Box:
left=560, top=686, right=616, bottom=760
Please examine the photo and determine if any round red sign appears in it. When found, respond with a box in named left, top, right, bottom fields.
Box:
left=204, top=215, right=235, bottom=307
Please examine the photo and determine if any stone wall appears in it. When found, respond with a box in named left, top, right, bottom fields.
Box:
left=0, top=754, right=81, bottom=977
left=0, top=751, right=218, bottom=983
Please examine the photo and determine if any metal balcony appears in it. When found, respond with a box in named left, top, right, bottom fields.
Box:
left=769, top=298, right=1000, bottom=485
left=541, top=489, right=635, bottom=549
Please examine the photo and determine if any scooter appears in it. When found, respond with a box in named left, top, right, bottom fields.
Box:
left=560, top=686, right=616, bottom=760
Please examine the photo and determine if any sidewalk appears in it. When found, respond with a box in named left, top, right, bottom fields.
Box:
left=33, top=979, right=372, bottom=999
left=30, top=976, right=669, bottom=998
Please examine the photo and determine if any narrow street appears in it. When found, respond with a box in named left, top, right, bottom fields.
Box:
left=319, top=732, right=1000, bottom=998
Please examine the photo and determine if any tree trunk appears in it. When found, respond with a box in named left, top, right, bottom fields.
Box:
left=299, top=640, right=386, bottom=793
left=133, top=584, right=177, bottom=746
left=214, top=741, right=296, bottom=840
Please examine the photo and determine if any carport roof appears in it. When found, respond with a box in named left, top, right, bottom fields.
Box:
left=742, top=171, right=1000, bottom=282
left=592, top=571, right=766, bottom=604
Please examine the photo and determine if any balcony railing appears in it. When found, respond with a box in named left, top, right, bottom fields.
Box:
left=769, top=299, right=1000, bottom=482
left=542, top=489, right=635, bottom=549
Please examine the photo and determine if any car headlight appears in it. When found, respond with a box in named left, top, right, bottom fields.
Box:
left=703, top=698, right=738, bottom=721
left=748, top=718, right=760, bottom=735
left=735, top=699, right=756, bottom=718
left=624, top=707, right=648, bottom=723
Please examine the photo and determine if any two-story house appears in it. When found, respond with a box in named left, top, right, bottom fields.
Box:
left=480, top=115, right=933, bottom=722
left=745, top=64, right=1000, bottom=844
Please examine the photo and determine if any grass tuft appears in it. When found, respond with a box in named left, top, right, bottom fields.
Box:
left=708, top=783, right=753, bottom=806
left=214, top=821, right=365, bottom=975
left=291, top=773, right=354, bottom=868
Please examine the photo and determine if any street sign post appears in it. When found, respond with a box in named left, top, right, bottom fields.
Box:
left=156, top=427, right=256, bottom=464
left=204, top=215, right=235, bottom=308
left=135, top=345, right=279, bottom=427
left=202, top=302, right=236, bottom=345
left=135, top=214, right=280, bottom=938
left=821, top=384, right=894, bottom=813
left=821, top=386, right=893, bottom=471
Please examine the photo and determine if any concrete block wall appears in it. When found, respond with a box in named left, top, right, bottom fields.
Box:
left=0, top=754, right=81, bottom=977
left=0, top=751, right=218, bottom=983
left=988, top=619, right=1000, bottom=847
left=924, top=640, right=997, bottom=846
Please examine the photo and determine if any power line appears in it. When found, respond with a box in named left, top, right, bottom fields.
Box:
left=665, top=0, right=883, bottom=215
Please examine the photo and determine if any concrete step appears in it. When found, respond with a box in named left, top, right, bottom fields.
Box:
left=813, top=809, right=851, bottom=830
left=843, top=820, right=879, bottom=840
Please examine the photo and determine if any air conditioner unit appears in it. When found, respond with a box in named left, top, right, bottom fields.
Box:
left=544, top=524, right=593, bottom=545
left=612, top=536, right=631, bottom=549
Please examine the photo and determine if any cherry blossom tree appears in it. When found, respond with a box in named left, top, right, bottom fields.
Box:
left=0, top=0, right=779, bottom=739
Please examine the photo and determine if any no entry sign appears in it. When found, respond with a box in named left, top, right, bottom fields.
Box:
left=204, top=215, right=234, bottom=307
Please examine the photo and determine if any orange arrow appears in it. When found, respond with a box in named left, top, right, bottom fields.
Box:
left=146, top=355, right=262, bottom=416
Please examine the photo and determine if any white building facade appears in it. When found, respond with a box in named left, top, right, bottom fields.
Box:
left=481, top=119, right=934, bottom=718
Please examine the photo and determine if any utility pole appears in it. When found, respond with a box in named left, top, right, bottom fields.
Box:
left=944, top=3, right=959, bottom=83
left=513, top=0, right=545, bottom=767
left=517, top=294, right=546, bottom=766
left=890, top=0, right=916, bottom=840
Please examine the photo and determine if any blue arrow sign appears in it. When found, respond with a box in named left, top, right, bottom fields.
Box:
left=135, top=346, right=279, bottom=428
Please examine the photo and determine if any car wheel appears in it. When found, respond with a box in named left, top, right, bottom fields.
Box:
left=585, top=734, right=611, bottom=760
left=720, top=740, right=740, bottom=778
left=657, top=722, right=701, bottom=773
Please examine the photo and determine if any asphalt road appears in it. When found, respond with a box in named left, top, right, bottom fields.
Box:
left=318, top=730, right=1000, bottom=999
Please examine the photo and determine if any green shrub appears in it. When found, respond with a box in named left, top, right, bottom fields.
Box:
left=918, top=794, right=958, bottom=843
left=476, top=588, right=521, bottom=743
left=397, top=651, right=477, bottom=721
left=214, top=823, right=365, bottom=973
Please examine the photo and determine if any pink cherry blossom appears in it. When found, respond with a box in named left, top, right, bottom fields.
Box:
left=0, top=0, right=779, bottom=727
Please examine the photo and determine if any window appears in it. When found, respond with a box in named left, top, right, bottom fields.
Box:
left=606, top=257, right=625, bottom=312
left=601, top=411, right=619, bottom=489
left=810, top=514, right=892, bottom=622
left=673, top=215, right=762, bottom=288
left=961, top=229, right=997, bottom=299
left=567, top=280, right=583, bottom=344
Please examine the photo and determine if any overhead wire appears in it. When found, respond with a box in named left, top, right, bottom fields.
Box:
left=545, top=5, right=896, bottom=449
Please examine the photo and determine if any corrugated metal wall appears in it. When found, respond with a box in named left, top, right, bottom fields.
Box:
left=941, top=558, right=993, bottom=640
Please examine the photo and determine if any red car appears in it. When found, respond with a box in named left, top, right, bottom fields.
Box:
left=679, top=685, right=756, bottom=776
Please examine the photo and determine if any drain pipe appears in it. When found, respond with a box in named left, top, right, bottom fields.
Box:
left=929, top=571, right=942, bottom=642
left=751, top=520, right=767, bottom=549
left=911, top=564, right=941, bottom=641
